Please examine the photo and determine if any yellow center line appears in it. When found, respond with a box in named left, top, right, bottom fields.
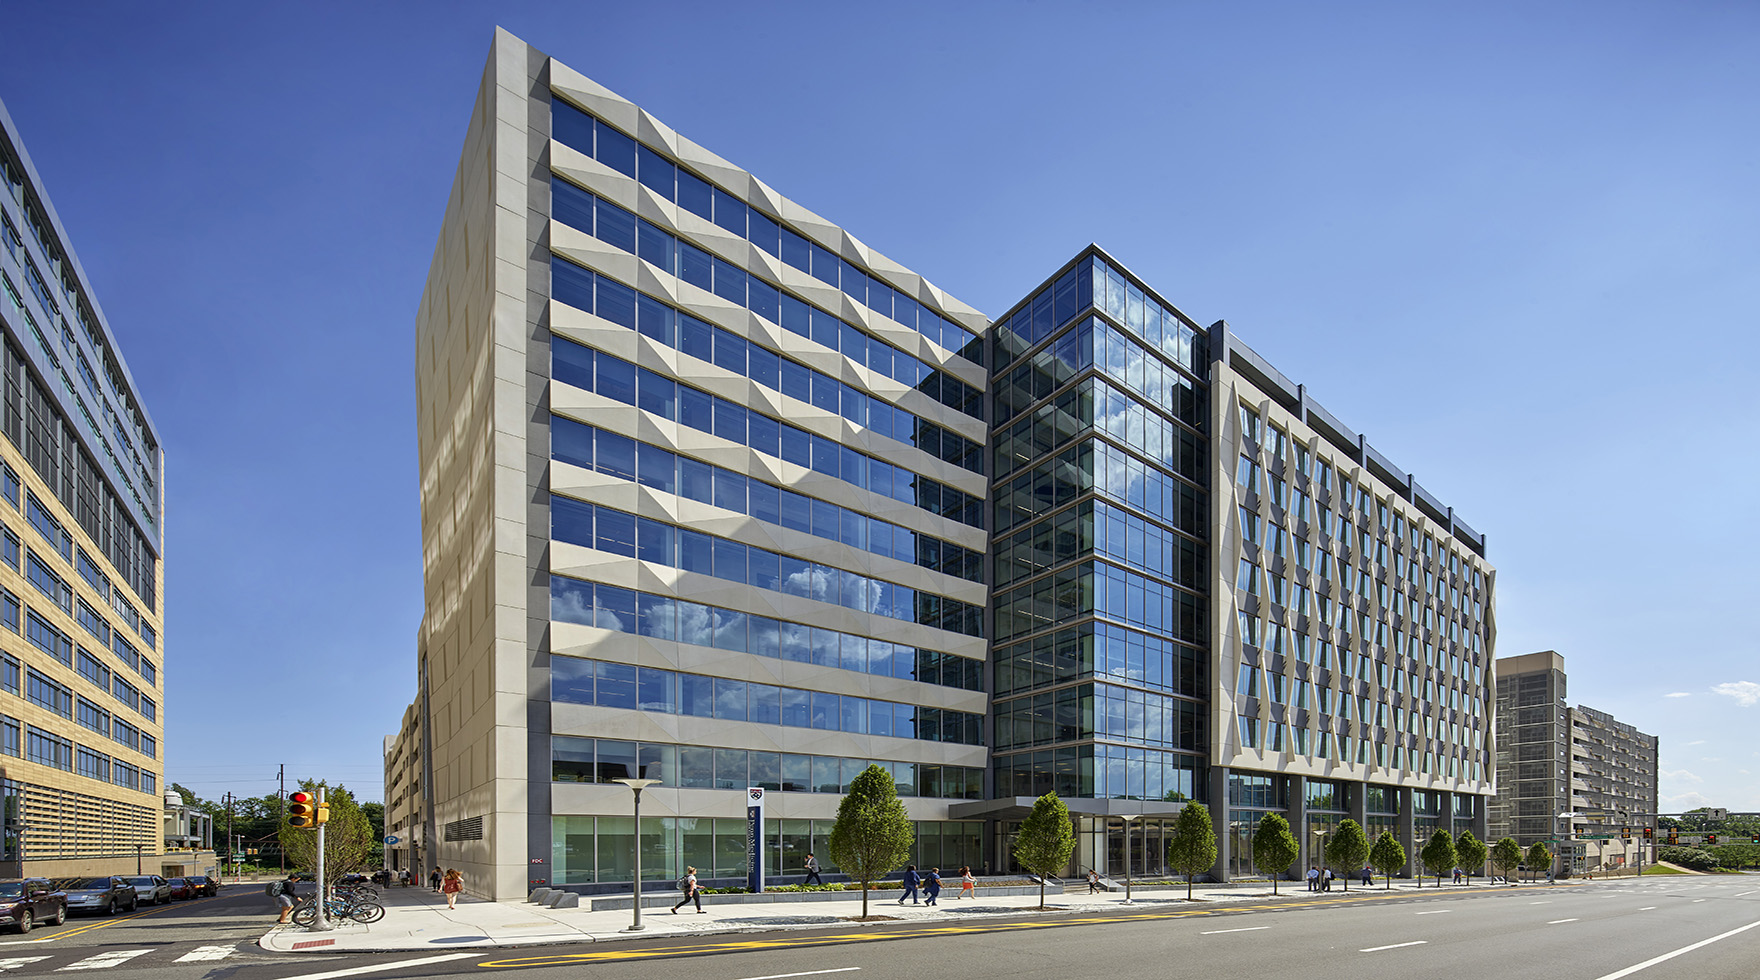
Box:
left=474, top=882, right=1574, bottom=970
left=44, top=897, right=206, bottom=941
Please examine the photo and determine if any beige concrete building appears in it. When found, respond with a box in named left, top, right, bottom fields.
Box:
left=400, top=30, right=989, bottom=900
left=1211, top=335, right=1496, bottom=877
left=0, top=99, right=166, bottom=879
left=1489, top=651, right=1658, bottom=875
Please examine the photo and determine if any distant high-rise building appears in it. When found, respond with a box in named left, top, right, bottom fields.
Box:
left=1490, top=651, right=1658, bottom=874
left=386, top=28, right=1498, bottom=898
left=0, top=99, right=165, bottom=877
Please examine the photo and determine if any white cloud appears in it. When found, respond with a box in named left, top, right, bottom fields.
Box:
left=1661, top=769, right=1703, bottom=784
left=1663, top=790, right=1712, bottom=811
left=1665, top=692, right=1691, bottom=698
left=1712, top=681, right=1760, bottom=707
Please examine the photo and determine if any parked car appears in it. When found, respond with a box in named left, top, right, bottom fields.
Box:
left=124, top=875, right=170, bottom=905
left=61, top=877, right=138, bottom=916
left=0, top=879, right=66, bottom=933
left=165, top=878, right=193, bottom=901
left=184, top=875, right=219, bottom=897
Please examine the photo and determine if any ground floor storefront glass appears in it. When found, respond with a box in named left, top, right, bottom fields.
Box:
left=1000, top=816, right=1179, bottom=878
left=551, top=816, right=983, bottom=885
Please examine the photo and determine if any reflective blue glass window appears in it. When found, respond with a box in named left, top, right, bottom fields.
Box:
left=551, top=98, right=595, bottom=155
left=596, top=198, right=637, bottom=252
left=636, top=222, right=675, bottom=272
left=711, top=188, right=746, bottom=236
left=636, top=145, right=675, bottom=197
left=679, top=458, right=713, bottom=504
left=552, top=417, right=593, bottom=469
left=596, top=661, right=636, bottom=709
left=636, top=368, right=676, bottom=420
left=596, top=124, right=636, bottom=178
left=678, top=242, right=713, bottom=291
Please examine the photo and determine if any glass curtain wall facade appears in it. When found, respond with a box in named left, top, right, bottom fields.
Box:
left=987, top=250, right=1209, bottom=876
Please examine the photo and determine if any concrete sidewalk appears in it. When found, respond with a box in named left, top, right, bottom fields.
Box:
left=257, top=877, right=1534, bottom=954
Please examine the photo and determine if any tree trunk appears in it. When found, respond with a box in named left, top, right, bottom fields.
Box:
left=1039, top=876, right=1045, bottom=908
left=1187, top=874, right=1193, bottom=901
left=861, top=879, right=869, bottom=918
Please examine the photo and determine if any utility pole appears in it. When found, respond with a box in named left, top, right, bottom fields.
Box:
left=225, top=793, right=234, bottom=881
left=278, top=765, right=286, bottom=874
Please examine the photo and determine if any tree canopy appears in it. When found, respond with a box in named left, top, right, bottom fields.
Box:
left=1166, top=801, right=1217, bottom=900
left=1325, top=820, right=1369, bottom=892
left=1369, top=831, right=1405, bottom=889
left=1455, top=830, right=1487, bottom=882
left=1525, top=842, right=1553, bottom=881
left=1419, top=829, right=1457, bottom=886
left=1491, top=837, right=1523, bottom=883
left=1014, top=794, right=1075, bottom=908
left=1251, top=813, right=1299, bottom=894
left=277, top=781, right=375, bottom=888
left=828, top=764, right=913, bottom=918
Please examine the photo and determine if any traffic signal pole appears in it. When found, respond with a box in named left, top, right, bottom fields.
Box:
left=310, top=787, right=331, bottom=932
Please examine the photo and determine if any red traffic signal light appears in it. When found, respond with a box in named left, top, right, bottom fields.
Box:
left=1707, top=833, right=1718, bottom=846
left=1643, top=828, right=1654, bottom=841
left=288, top=791, right=316, bottom=828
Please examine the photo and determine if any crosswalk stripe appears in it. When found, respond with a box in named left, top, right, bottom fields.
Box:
left=57, top=950, right=152, bottom=971
left=0, top=958, right=49, bottom=971
left=173, top=947, right=237, bottom=963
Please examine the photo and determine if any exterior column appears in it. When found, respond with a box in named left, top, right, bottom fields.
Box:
left=1210, top=765, right=1230, bottom=881
left=1396, top=787, right=1417, bottom=878
left=1287, top=774, right=1307, bottom=883
left=1471, top=796, right=1491, bottom=874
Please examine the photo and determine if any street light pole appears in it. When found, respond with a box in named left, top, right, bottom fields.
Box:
left=135, top=843, right=143, bottom=876
left=613, top=778, right=660, bottom=932
left=1119, top=815, right=1140, bottom=905
left=1314, top=830, right=1328, bottom=889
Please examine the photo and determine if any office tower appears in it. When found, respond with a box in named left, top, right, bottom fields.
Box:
left=0, top=99, right=165, bottom=876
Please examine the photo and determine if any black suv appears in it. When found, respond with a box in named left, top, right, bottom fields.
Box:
left=0, top=879, right=66, bottom=933
left=61, top=877, right=138, bottom=916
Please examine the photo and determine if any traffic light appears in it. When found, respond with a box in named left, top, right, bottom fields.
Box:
left=1643, top=827, right=1654, bottom=842
left=1750, top=834, right=1759, bottom=844
left=1668, top=827, right=1679, bottom=844
left=316, top=802, right=331, bottom=826
left=1707, top=833, right=1718, bottom=846
left=1621, top=826, right=1631, bottom=841
left=288, top=791, right=316, bottom=828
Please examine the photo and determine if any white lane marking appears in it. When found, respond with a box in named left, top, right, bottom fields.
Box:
left=1591, top=919, right=1760, bottom=980
left=1415, top=909, right=1451, bottom=915
left=736, top=971, right=862, bottom=980
left=1549, top=918, right=1580, bottom=924
left=1361, top=941, right=1428, bottom=952
left=1639, top=907, right=1657, bottom=911
left=1201, top=926, right=1270, bottom=934
left=1531, top=901, right=1551, bottom=904
left=273, top=953, right=475, bottom=980
left=173, top=946, right=237, bottom=963
left=1693, top=899, right=1707, bottom=903
left=1734, top=890, right=1756, bottom=898
left=58, top=950, right=152, bottom=971
left=0, top=958, right=48, bottom=971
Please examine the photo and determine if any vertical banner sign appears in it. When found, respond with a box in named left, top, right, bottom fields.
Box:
left=746, top=786, right=765, bottom=893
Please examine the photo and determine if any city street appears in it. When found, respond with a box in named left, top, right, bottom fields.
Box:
left=1, top=876, right=1756, bottom=980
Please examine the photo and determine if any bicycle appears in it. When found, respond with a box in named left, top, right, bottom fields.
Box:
left=291, top=894, right=385, bottom=925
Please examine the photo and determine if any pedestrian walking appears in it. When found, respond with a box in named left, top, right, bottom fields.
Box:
left=441, top=869, right=464, bottom=909
left=1323, top=868, right=1333, bottom=892
left=268, top=874, right=298, bottom=924
left=1306, top=866, right=1319, bottom=892
left=430, top=867, right=442, bottom=892
left=1361, top=866, right=1372, bottom=886
left=1088, top=869, right=1101, bottom=893
left=804, top=853, right=823, bottom=886
left=898, top=865, right=920, bottom=904
left=924, top=867, right=942, bottom=906
left=958, top=866, right=975, bottom=900
left=672, top=866, right=704, bottom=914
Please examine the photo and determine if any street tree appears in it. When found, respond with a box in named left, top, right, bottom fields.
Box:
left=1455, top=830, right=1487, bottom=883
left=1369, top=831, right=1405, bottom=889
left=277, top=782, right=375, bottom=889
left=1251, top=813, right=1300, bottom=895
left=828, top=764, right=914, bottom=919
left=1167, top=801, right=1217, bottom=901
left=1014, top=794, right=1076, bottom=909
left=1491, top=837, right=1523, bottom=885
left=1326, top=819, right=1369, bottom=892
left=1525, top=842, right=1553, bottom=882
left=1420, top=828, right=1457, bottom=886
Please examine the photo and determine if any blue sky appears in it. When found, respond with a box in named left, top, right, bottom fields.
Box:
left=2, top=1, right=1755, bottom=811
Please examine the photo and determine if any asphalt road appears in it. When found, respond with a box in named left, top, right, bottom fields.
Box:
left=4, top=875, right=1757, bottom=980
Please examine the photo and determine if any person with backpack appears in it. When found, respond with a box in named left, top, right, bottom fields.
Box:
left=924, top=867, right=942, bottom=906
left=672, top=866, right=702, bottom=914
left=442, top=869, right=464, bottom=909
left=266, top=874, right=298, bottom=924
left=804, top=853, right=823, bottom=886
